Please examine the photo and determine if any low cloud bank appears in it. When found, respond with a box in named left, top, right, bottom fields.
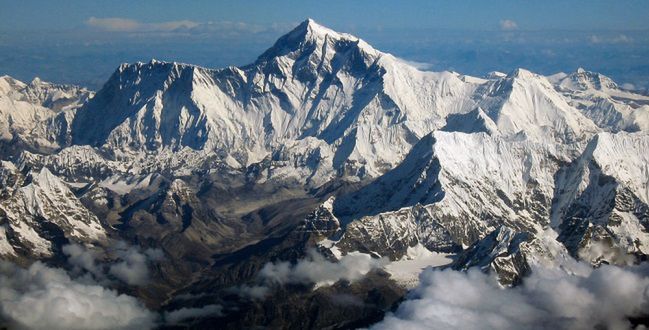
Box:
left=259, top=250, right=387, bottom=288
left=229, top=250, right=386, bottom=300
left=372, top=264, right=649, bottom=330
left=164, top=304, right=223, bottom=325
left=63, top=242, right=163, bottom=286
left=108, top=242, right=164, bottom=285
left=0, top=261, right=156, bottom=330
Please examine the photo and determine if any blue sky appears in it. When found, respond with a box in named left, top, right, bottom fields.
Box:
left=2, top=0, right=649, bottom=31
left=1, top=1, right=648, bottom=89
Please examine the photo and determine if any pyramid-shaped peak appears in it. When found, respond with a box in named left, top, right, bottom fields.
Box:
left=256, top=18, right=379, bottom=63
left=295, top=18, right=344, bottom=38
left=282, top=18, right=361, bottom=45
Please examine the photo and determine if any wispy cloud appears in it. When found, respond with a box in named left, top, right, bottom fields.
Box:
left=83, top=17, right=292, bottom=36
left=63, top=242, right=163, bottom=286
left=228, top=249, right=386, bottom=301
left=589, top=33, right=633, bottom=44
left=164, top=305, right=223, bottom=325
left=85, top=17, right=198, bottom=32
left=500, top=19, right=519, bottom=31
left=259, top=250, right=387, bottom=288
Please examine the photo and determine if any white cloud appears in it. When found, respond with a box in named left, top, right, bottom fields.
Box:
left=83, top=17, right=288, bottom=36
left=62, top=243, right=104, bottom=278
left=371, top=264, right=649, bottom=330
left=228, top=250, right=386, bottom=301
left=589, top=35, right=602, bottom=44
left=589, top=34, right=633, bottom=44
left=62, top=242, right=163, bottom=286
left=108, top=242, right=163, bottom=286
left=232, top=284, right=270, bottom=300
left=259, top=250, right=387, bottom=287
left=500, top=19, right=519, bottom=31
left=621, top=83, right=636, bottom=91
left=0, top=261, right=156, bottom=330
left=396, top=58, right=434, bottom=71
left=85, top=17, right=198, bottom=32
left=612, top=34, right=633, bottom=43
left=164, top=304, right=223, bottom=325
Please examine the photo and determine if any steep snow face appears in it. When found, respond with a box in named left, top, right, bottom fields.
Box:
left=333, top=131, right=566, bottom=255
left=71, top=61, right=216, bottom=153
left=474, top=69, right=599, bottom=143
left=0, top=167, right=105, bottom=257
left=553, top=132, right=649, bottom=262
left=69, top=19, right=481, bottom=180
left=552, top=68, right=649, bottom=132
left=0, top=76, right=92, bottom=153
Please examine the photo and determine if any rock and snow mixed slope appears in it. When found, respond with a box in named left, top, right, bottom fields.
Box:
left=332, top=131, right=567, bottom=259
left=553, top=132, right=649, bottom=264
left=0, top=163, right=105, bottom=258
left=326, top=129, right=649, bottom=282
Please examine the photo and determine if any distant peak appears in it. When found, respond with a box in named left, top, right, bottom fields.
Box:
left=257, top=18, right=379, bottom=63
left=304, top=18, right=337, bottom=36
left=565, top=67, right=618, bottom=90
left=290, top=18, right=342, bottom=41
left=486, top=71, right=507, bottom=79
left=301, top=18, right=319, bottom=28
left=509, top=68, right=536, bottom=79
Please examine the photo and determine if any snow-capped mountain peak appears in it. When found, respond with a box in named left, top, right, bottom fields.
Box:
left=256, top=18, right=380, bottom=64
left=561, top=67, right=619, bottom=91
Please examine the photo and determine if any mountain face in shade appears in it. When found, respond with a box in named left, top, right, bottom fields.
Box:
left=1, top=19, right=649, bottom=328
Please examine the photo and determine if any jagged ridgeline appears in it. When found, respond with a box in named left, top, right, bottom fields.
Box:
left=1, top=19, right=649, bottom=328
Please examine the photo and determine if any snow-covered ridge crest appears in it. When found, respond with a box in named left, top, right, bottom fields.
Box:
left=0, top=167, right=105, bottom=257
